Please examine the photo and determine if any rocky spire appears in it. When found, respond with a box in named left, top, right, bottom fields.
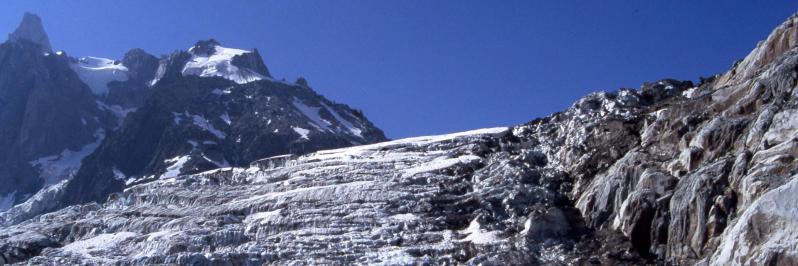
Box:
left=8, top=12, right=53, bottom=52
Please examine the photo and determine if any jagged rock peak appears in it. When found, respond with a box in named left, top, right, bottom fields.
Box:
left=7, top=12, right=52, bottom=52
left=122, top=48, right=159, bottom=82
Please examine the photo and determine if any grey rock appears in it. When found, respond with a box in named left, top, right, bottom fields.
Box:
left=7, top=13, right=52, bottom=52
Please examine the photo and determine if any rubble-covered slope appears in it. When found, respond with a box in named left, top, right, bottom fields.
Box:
left=2, top=11, right=798, bottom=266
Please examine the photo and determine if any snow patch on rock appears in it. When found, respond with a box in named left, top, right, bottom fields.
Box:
left=71, top=56, right=129, bottom=96
left=293, top=127, right=310, bottom=140
left=29, top=129, right=105, bottom=185
left=162, top=155, right=190, bottom=179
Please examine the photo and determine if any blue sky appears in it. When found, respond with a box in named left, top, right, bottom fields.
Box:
left=2, top=1, right=797, bottom=138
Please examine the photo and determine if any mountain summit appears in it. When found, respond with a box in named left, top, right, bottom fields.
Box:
left=7, top=12, right=52, bottom=52
left=181, top=39, right=273, bottom=84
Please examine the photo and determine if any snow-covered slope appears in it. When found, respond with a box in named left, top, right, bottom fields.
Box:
left=28, top=129, right=105, bottom=186
left=182, top=41, right=269, bottom=84
left=69, top=56, right=129, bottom=96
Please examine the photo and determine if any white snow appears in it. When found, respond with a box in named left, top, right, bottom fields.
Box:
left=460, top=218, right=503, bottom=245
left=682, top=87, right=700, bottom=98
left=309, top=127, right=508, bottom=161
left=211, top=88, right=229, bottom=96
left=191, top=114, right=226, bottom=139
left=519, top=218, right=532, bottom=235
left=220, top=112, right=232, bottom=125
left=162, top=155, right=190, bottom=179
left=182, top=45, right=266, bottom=84
left=173, top=112, right=227, bottom=139
left=0, top=180, right=69, bottom=225
left=293, top=127, right=310, bottom=140
left=70, top=56, right=129, bottom=95
left=291, top=97, right=366, bottom=138
left=292, top=97, right=332, bottom=132
left=97, top=102, right=135, bottom=118
left=149, top=61, right=167, bottom=86
left=403, top=155, right=482, bottom=177
left=112, top=167, right=126, bottom=180
left=29, top=129, right=105, bottom=185
left=389, top=213, right=418, bottom=222
left=244, top=209, right=283, bottom=231
left=321, top=102, right=363, bottom=137
left=61, top=232, right=138, bottom=257
left=201, top=154, right=230, bottom=168
left=371, top=249, right=419, bottom=266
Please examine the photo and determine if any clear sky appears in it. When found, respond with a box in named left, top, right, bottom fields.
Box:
left=2, top=1, right=797, bottom=138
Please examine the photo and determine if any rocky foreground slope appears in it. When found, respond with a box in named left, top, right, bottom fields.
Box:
left=2, top=12, right=798, bottom=266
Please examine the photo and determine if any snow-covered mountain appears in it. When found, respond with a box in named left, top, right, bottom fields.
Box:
left=0, top=13, right=386, bottom=218
left=179, top=39, right=271, bottom=84
left=59, top=40, right=387, bottom=206
left=3, top=11, right=798, bottom=266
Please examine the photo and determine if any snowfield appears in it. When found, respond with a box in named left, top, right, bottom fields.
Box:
left=182, top=45, right=266, bottom=84
left=70, top=56, right=129, bottom=95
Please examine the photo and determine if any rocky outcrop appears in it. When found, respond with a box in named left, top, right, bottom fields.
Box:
left=570, top=13, right=798, bottom=264
left=103, top=48, right=160, bottom=109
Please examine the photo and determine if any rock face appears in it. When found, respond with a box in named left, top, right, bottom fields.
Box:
left=3, top=11, right=798, bottom=266
left=7, top=13, right=52, bottom=52
left=0, top=28, right=117, bottom=212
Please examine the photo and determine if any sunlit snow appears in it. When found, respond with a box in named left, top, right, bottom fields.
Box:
left=162, top=155, right=190, bottom=179
left=28, top=129, right=105, bottom=185
left=70, top=56, right=129, bottom=95
left=182, top=45, right=265, bottom=84
left=293, top=127, right=310, bottom=140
